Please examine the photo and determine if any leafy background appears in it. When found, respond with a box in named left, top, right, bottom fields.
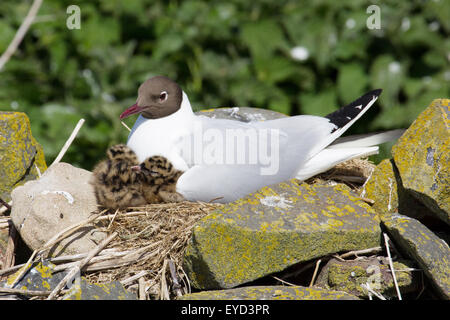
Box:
left=0, top=0, right=449, bottom=170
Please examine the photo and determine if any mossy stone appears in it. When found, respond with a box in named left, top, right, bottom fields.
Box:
left=391, top=99, right=450, bottom=225
left=183, top=179, right=381, bottom=289
left=382, top=213, right=450, bottom=299
left=0, top=112, right=47, bottom=202
left=363, top=158, right=435, bottom=221
left=316, top=257, right=418, bottom=298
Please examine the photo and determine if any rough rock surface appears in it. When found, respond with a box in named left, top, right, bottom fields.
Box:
left=179, top=285, right=359, bottom=300
left=1, top=261, right=136, bottom=300
left=10, top=163, right=106, bottom=256
left=363, top=159, right=435, bottom=221
left=62, top=278, right=137, bottom=300
left=391, top=99, right=449, bottom=225
left=183, top=179, right=381, bottom=289
left=196, top=106, right=287, bottom=122
left=315, top=257, right=418, bottom=298
left=0, top=112, right=47, bottom=202
left=381, top=213, right=450, bottom=299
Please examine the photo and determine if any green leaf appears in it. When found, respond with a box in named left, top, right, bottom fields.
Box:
left=370, top=55, right=404, bottom=109
left=299, top=88, right=337, bottom=116
left=240, top=20, right=287, bottom=59
left=254, top=56, right=296, bottom=84
left=337, top=63, right=368, bottom=103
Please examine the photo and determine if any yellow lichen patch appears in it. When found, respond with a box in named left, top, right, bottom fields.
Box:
left=391, top=99, right=449, bottom=224
left=0, top=112, right=47, bottom=202
left=184, top=179, right=382, bottom=289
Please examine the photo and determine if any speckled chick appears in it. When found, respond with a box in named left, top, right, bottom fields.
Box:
left=90, top=144, right=147, bottom=210
left=138, top=155, right=185, bottom=203
left=90, top=145, right=185, bottom=210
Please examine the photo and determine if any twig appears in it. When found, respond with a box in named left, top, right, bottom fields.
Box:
left=47, top=232, right=118, bottom=300
left=160, top=259, right=170, bottom=300
left=309, top=259, right=321, bottom=287
left=168, top=259, right=183, bottom=297
left=179, top=266, right=191, bottom=295
left=0, top=200, right=12, bottom=215
left=335, top=246, right=382, bottom=260
left=120, top=270, right=148, bottom=286
left=138, top=277, right=146, bottom=300
left=51, top=118, right=85, bottom=166
left=41, top=210, right=105, bottom=252
left=362, top=283, right=386, bottom=300
left=107, top=208, right=119, bottom=230
left=0, top=248, right=126, bottom=277
left=361, top=197, right=375, bottom=205
left=121, top=121, right=131, bottom=132
left=0, top=198, right=11, bottom=211
left=272, top=276, right=296, bottom=287
left=0, top=287, right=68, bottom=297
left=34, top=164, right=42, bottom=178
left=383, top=233, right=402, bottom=300
left=7, top=250, right=38, bottom=288
left=1, top=221, right=18, bottom=278
left=52, top=249, right=132, bottom=272
left=0, top=0, right=44, bottom=71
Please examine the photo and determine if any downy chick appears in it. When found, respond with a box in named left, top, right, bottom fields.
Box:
left=137, top=155, right=185, bottom=203
left=90, top=144, right=147, bottom=210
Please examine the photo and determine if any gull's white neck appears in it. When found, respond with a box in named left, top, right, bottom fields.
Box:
left=126, top=91, right=195, bottom=166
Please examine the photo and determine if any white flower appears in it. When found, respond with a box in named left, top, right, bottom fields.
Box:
left=290, top=46, right=309, bottom=61
left=345, top=18, right=356, bottom=29
left=10, top=101, right=19, bottom=110
left=428, top=21, right=439, bottom=32
left=388, top=61, right=401, bottom=74
left=444, top=71, right=450, bottom=81
left=401, top=17, right=410, bottom=31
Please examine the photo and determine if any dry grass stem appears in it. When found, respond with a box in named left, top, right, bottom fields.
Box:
left=51, top=118, right=85, bottom=166
left=0, top=287, right=68, bottom=297
left=361, top=283, right=386, bottom=300
left=0, top=0, right=43, bottom=71
left=383, top=233, right=402, bottom=300
left=336, top=246, right=382, bottom=260
left=47, top=232, right=118, bottom=300
left=309, top=259, right=321, bottom=287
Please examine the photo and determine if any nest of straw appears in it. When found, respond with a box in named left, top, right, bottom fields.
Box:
left=85, top=201, right=221, bottom=299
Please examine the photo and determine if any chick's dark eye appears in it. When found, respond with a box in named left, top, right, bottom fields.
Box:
left=159, top=91, right=168, bottom=102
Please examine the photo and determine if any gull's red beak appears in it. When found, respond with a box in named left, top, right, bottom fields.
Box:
left=120, top=103, right=144, bottom=120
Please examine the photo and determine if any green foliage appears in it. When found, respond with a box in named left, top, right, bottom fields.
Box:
left=0, top=0, right=448, bottom=170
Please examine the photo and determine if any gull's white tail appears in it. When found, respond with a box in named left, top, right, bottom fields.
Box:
left=295, top=129, right=405, bottom=181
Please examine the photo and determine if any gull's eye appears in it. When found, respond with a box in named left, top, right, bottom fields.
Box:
left=159, top=91, right=168, bottom=102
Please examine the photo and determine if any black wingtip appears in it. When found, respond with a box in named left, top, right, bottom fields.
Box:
left=325, top=89, right=383, bottom=129
left=367, top=88, right=383, bottom=97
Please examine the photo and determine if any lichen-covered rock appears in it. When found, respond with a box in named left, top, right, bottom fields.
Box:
left=382, top=213, right=450, bottom=299
left=196, top=107, right=287, bottom=122
left=391, top=99, right=450, bottom=225
left=3, top=261, right=66, bottom=293
left=315, top=257, right=418, bottom=298
left=62, top=279, right=136, bottom=300
left=363, top=159, right=435, bottom=221
left=0, top=112, right=47, bottom=202
left=178, top=285, right=359, bottom=300
left=183, top=179, right=381, bottom=289
left=1, top=261, right=136, bottom=300
left=10, top=163, right=106, bottom=256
